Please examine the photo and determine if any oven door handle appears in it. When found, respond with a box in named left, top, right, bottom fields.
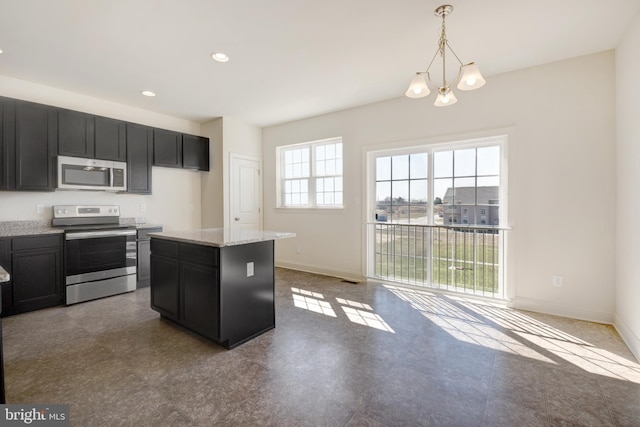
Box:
left=66, top=229, right=137, bottom=240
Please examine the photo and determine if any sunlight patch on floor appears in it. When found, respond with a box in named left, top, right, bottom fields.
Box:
left=385, top=284, right=640, bottom=383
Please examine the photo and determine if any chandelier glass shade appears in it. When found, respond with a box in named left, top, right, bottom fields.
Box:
left=405, top=5, right=485, bottom=106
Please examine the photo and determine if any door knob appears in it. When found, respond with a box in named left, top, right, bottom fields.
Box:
left=235, top=217, right=240, bottom=221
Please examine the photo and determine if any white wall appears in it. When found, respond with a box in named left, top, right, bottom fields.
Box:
left=263, top=51, right=617, bottom=323
left=201, top=118, right=224, bottom=228
left=200, top=117, right=262, bottom=229
left=0, top=75, right=204, bottom=231
left=615, top=10, right=640, bottom=359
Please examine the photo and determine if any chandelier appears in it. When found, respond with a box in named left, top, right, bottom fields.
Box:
left=405, top=4, right=485, bottom=107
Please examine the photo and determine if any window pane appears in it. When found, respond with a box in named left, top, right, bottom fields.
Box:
left=434, top=151, right=453, bottom=178
left=377, top=181, right=391, bottom=203
left=477, top=146, right=500, bottom=176
left=454, top=149, right=475, bottom=177
left=377, top=157, right=391, bottom=181
left=410, top=153, right=428, bottom=179
left=316, top=145, right=325, bottom=160
left=410, top=179, right=428, bottom=203
left=392, top=155, right=409, bottom=180
left=335, top=177, right=343, bottom=191
left=317, top=161, right=325, bottom=176
left=392, top=180, right=409, bottom=204
left=326, top=159, right=336, bottom=175
left=326, top=144, right=335, bottom=159
left=434, top=178, right=453, bottom=204
left=336, top=158, right=343, bottom=174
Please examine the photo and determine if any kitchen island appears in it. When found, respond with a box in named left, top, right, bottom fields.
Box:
left=149, top=228, right=295, bottom=349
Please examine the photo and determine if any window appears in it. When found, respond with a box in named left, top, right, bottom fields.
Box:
left=375, top=153, right=428, bottom=223
left=279, top=138, right=343, bottom=208
left=368, top=135, right=507, bottom=299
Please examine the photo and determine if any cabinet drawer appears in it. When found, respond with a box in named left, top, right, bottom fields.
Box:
left=12, top=234, right=62, bottom=251
left=180, top=243, right=218, bottom=268
left=151, top=238, right=179, bottom=258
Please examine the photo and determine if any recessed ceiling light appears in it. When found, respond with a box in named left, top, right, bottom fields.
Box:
left=211, top=52, right=229, bottom=63
left=0, top=49, right=3, bottom=54
left=141, top=90, right=156, bottom=97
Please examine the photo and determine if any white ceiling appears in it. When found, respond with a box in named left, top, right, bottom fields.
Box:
left=0, top=0, right=638, bottom=127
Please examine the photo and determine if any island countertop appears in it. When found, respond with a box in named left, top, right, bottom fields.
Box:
left=148, top=228, right=295, bottom=248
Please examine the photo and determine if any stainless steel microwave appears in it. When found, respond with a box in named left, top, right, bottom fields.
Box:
left=57, top=155, right=127, bottom=191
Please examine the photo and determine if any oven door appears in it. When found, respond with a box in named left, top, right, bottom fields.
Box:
left=65, top=229, right=136, bottom=285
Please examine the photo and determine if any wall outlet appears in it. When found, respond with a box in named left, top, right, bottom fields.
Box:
left=36, top=204, right=45, bottom=214
left=246, top=262, right=254, bottom=277
left=295, top=245, right=302, bottom=254
left=553, top=275, right=563, bottom=287
left=140, top=203, right=146, bottom=212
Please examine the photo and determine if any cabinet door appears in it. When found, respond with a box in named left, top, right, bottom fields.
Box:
left=0, top=98, right=15, bottom=190
left=126, top=122, right=153, bottom=194
left=11, top=239, right=62, bottom=314
left=180, top=261, right=219, bottom=340
left=153, top=129, right=182, bottom=168
left=182, top=134, right=210, bottom=171
left=15, top=100, right=58, bottom=191
left=150, top=253, right=179, bottom=320
left=58, top=109, right=95, bottom=158
left=94, top=116, right=126, bottom=161
left=0, top=238, right=11, bottom=316
left=137, top=240, right=151, bottom=288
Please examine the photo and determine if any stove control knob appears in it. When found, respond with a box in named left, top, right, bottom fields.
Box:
left=108, top=209, right=113, bottom=213
left=63, top=209, right=69, bottom=214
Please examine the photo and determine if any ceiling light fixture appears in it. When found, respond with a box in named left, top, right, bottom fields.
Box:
left=211, top=52, right=229, bottom=63
left=405, top=4, right=485, bottom=107
left=141, top=90, right=156, bottom=97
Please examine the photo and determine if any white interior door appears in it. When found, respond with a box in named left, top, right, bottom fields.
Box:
left=230, top=153, right=262, bottom=232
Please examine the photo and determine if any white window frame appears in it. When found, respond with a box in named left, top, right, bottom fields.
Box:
left=276, top=137, right=344, bottom=209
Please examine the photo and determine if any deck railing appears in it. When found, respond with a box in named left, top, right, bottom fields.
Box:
left=367, top=222, right=509, bottom=299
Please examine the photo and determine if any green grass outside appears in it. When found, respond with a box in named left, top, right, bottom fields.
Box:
left=374, top=226, right=501, bottom=295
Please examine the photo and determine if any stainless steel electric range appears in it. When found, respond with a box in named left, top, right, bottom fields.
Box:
left=52, top=205, right=136, bottom=305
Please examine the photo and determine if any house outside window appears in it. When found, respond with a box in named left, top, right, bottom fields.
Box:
left=278, top=138, right=343, bottom=208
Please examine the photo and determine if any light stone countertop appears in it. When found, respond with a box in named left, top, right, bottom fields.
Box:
left=149, top=228, right=296, bottom=248
left=0, top=265, right=9, bottom=283
left=0, top=220, right=64, bottom=238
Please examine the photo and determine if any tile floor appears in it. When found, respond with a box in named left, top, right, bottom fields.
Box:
left=2, top=268, right=640, bottom=426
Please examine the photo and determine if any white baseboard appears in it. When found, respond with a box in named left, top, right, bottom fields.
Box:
left=275, top=260, right=365, bottom=283
left=614, top=313, right=640, bottom=362
left=511, top=296, right=614, bottom=324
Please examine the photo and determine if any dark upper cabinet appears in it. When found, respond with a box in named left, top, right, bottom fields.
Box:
left=58, top=109, right=95, bottom=158
left=15, top=100, right=58, bottom=191
left=0, top=98, right=16, bottom=190
left=59, top=111, right=127, bottom=162
left=182, top=134, right=210, bottom=171
left=94, top=116, right=126, bottom=162
left=126, top=122, right=153, bottom=194
left=153, top=128, right=182, bottom=168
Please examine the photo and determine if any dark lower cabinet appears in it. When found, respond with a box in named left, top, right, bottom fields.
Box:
left=137, top=227, right=162, bottom=289
left=180, top=260, right=219, bottom=337
left=0, top=238, right=10, bottom=315
left=1, top=234, right=63, bottom=316
left=150, top=238, right=274, bottom=349
left=150, top=239, right=180, bottom=320
left=126, top=122, right=153, bottom=194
